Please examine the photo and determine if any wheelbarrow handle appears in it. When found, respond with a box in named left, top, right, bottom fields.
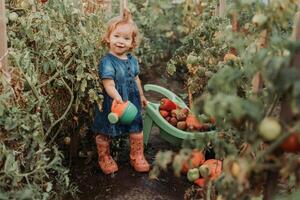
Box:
left=144, top=84, right=188, bottom=109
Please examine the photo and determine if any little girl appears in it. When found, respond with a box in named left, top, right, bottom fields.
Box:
left=91, top=9, right=150, bottom=174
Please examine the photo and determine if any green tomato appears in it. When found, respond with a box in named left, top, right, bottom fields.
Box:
left=187, top=168, right=200, bottom=182
left=21, top=1, right=31, bottom=10
left=252, top=14, right=268, bottom=26
left=187, top=54, right=198, bottom=65
left=225, top=25, right=232, bottom=31
left=199, top=165, right=210, bottom=178
left=8, top=12, right=18, bottom=22
left=197, top=66, right=206, bottom=77
left=258, top=117, right=282, bottom=141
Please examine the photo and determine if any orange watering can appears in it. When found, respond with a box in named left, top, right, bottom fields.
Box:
left=108, top=100, right=138, bottom=124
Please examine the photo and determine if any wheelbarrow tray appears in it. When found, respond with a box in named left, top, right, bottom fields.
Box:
left=143, top=84, right=216, bottom=146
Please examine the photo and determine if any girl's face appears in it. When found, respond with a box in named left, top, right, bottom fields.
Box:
left=108, top=23, right=133, bottom=57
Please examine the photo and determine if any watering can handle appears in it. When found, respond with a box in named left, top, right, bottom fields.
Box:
left=111, top=99, right=122, bottom=114
left=111, top=99, right=117, bottom=109
left=144, top=84, right=188, bottom=108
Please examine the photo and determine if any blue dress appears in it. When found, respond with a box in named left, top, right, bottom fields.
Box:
left=91, top=52, right=143, bottom=138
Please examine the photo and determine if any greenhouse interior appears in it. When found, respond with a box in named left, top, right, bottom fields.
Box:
left=1, top=0, right=300, bottom=199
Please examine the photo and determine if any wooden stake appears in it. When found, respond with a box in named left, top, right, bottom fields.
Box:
left=292, top=11, right=300, bottom=48
left=188, top=86, right=193, bottom=108
left=229, top=11, right=239, bottom=55
left=231, top=11, right=238, bottom=32
left=280, top=12, right=300, bottom=122
left=0, top=0, right=8, bottom=69
left=219, top=0, right=226, bottom=18
left=106, top=0, right=112, bottom=17
left=120, top=0, right=128, bottom=16
left=259, top=29, right=268, bottom=49
left=251, top=72, right=263, bottom=94
left=252, top=29, right=268, bottom=94
left=214, top=5, right=219, bottom=17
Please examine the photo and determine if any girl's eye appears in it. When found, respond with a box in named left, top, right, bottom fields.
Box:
left=114, top=35, right=119, bottom=37
left=125, top=38, right=130, bottom=40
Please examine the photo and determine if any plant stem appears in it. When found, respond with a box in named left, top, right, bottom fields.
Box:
left=37, top=55, right=74, bottom=88
left=18, top=66, right=42, bottom=108
left=45, top=77, right=73, bottom=139
left=256, top=128, right=293, bottom=162
left=37, top=71, right=60, bottom=88
left=266, top=94, right=279, bottom=117
left=47, top=122, right=64, bottom=146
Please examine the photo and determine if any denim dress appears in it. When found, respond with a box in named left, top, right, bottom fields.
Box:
left=91, top=53, right=143, bottom=138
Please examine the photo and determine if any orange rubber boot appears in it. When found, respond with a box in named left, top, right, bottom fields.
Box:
left=95, top=135, right=118, bottom=174
left=129, top=133, right=150, bottom=172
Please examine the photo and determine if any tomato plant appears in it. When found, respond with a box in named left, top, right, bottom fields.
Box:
left=1, top=0, right=106, bottom=198
left=127, top=0, right=203, bottom=69
left=152, top=0, right=300, bottom=199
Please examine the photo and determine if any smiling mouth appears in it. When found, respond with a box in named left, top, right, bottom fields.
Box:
left=116, top=44, right=125, bottom=48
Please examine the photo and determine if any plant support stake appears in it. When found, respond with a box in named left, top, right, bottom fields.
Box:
left=219, top=0, right=226, bottom=18
left=0, top=0, right=8, bottom=69
left=280, top=11, right=300, bottom=122
left=120, top=0, right=128, bottom=15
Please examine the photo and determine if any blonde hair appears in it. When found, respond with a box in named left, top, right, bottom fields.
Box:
left=101, top=9, right=139, bottom=50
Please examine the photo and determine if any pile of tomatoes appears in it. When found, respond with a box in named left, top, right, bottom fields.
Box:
left=159, top=98, right=216, bottom=132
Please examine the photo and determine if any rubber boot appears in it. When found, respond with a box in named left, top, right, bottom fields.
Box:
left=129, top=133, right=150, bottom=172
left=95, top=135, right=118, bottom=174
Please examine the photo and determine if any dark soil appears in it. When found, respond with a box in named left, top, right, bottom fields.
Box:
left=66, top=66, right=192, bottom=200
left=69, top=128, right=190, bottom=200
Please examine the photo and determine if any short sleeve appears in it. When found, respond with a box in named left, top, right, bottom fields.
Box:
left=99, top=58, right=115, bottom=80
left=133, top=57, right=140, bottom=77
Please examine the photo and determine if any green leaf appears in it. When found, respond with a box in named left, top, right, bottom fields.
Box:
left=293, top=81, right=300, bottom=97
left=4, top=153, right=15, bottom=172
left=208, top=66, right=242, bottom=94
left=43, top=63, right=49, bottom=74
left=80, top=79, right=87, bottom=92
left=4, top=117, right=17, bottom=131
left=21, top=124, right=31, bottom=131
left=155, top=151, right=173, bottom=170
left=76, top=67, right=84, bottom=81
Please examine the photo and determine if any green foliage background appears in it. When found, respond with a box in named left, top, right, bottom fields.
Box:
left=154, top=0, right=300, bottom=199
left=1, top=0, right=300, bottom=199
left=1, top=0, right=105, bottom=198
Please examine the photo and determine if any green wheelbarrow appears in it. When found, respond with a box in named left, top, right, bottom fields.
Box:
left=143, top=84, right=217, bottom=146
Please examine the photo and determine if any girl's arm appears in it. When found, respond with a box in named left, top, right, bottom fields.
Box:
left=102, top=79, right=123, bottom=103
left=135, top=76, right=147, bottom=108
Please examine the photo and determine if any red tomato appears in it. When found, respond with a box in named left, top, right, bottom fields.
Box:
left=210, top=116, right=216, bottom=125
left=194, top=178, right=205, bottom=187
left=181, top=150, right=205, bottom=174
left=280, top=132, right=300, bottom=153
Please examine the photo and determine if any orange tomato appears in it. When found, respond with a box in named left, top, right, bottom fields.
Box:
left=181, top=150, right=205, bottom=174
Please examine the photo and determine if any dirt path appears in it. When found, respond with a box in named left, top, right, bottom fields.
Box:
left=67, top=65, right=191, bottom=200
left=70, top=128, right=190, bottom=200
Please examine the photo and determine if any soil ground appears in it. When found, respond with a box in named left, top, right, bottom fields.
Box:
left=67, top=66, right=192, bottom=200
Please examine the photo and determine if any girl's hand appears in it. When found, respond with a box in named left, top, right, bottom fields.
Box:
left=114, top=95, right=123, bottom=104
left=140, top=95, right=148, bottom=108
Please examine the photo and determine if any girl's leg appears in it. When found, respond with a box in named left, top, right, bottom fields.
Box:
left=129, top=132, right=150, bottom=172
left=95, top=134, right=118, bottom=174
